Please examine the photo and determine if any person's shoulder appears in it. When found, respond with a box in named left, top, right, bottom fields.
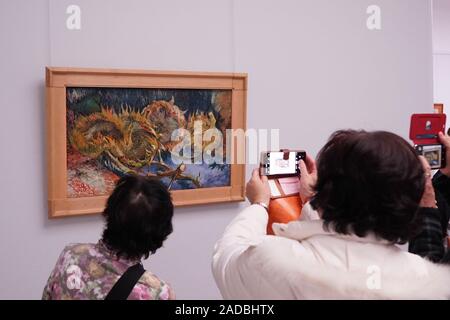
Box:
left=139, top=271, right=174, bottom=299
left=393, top=251, right=450, bottom=298
left=48, top=243, right=95, bottom=280
left=243, top=235, right=308, bottom=272
left=139, top=270, right=165, bottom=288
left=64, top=243, right=95, bottom=253
left=58, top=243, right=96, bottom=262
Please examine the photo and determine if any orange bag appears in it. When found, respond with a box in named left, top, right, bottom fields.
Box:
left=266, top=176, right=303, bottom=235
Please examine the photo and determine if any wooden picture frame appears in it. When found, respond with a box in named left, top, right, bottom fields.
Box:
left=46, top=67, right=247, bottom=218
left=434, top=103, right=444, bottom=114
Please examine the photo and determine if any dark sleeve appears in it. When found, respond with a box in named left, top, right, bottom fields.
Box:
left=442, top=251, right=450, bottom=265
left=408, top=208, right=445, bottom=263
left=432, top=171, right=450, bottom=207
left=432, top=172, right=450, bottom=263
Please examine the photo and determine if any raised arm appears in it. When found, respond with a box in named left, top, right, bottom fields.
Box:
left=212, top=169, right=271, bottom=299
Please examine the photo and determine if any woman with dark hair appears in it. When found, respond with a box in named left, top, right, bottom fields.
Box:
left=309, top=130, right=425, bottom=243
left=212, top=130, right=450, bottom=299
left=43, top=175, right=175, bottom=300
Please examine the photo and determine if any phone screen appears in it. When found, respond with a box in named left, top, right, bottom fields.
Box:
left=260, top=151, right=304, bottom=176
left=417, top=144, right=443, bottom=169
left=267, top=152, right=297, bottom=175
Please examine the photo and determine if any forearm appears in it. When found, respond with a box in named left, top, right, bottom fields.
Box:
left=212, top=204, right=268, bottom=298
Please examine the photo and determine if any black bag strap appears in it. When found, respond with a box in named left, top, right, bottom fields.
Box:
left=105, top=263, right=146, bottom=300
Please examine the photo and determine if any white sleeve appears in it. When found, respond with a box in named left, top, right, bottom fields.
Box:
left=211, top=204, right=268, bottom=299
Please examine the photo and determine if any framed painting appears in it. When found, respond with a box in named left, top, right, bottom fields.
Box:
left=46, top=67, right=247, bottom=218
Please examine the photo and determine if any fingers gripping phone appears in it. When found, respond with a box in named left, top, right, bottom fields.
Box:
left=410, top=113, right=446, bottom=169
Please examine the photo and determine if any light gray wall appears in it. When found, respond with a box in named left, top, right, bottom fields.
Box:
left=0, top=0, right=433, bottom=299
left=434, top=55, right=450, bottom=116
left=433, top=0, right=450, bottom=54
left=433, top=0, right=450, bottom=112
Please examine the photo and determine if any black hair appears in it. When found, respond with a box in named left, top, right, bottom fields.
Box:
left=101, top=175, right=174, bottom=260
left=310, top=130, right=425, bottom=244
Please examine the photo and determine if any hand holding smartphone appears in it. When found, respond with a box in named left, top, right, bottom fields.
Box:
left=410, top=113, right=446, bottom=169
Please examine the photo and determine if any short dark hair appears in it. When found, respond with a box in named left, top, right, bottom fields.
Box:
left=310, top=130, right=425, bottom=244
left=102, top=175, right=174, bottom=260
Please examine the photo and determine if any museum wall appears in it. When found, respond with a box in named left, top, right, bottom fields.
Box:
left=434, top=0, right=450, bottom=113
left=0, top=0, right=433, bottom=298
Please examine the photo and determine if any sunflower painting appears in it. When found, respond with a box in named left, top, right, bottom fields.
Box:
left=66, top=87, right=232, bottom=198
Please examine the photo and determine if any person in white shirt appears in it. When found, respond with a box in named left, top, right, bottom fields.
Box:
left=212, top=130, right=450, bottom=299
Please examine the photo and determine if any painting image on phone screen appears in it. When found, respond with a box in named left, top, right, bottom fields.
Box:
left=422, top=145, right=442, bottom=169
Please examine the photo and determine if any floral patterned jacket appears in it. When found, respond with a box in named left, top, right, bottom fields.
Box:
left=42, top=241, right=175, bottom=300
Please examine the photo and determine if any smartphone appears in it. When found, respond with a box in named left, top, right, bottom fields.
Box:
left=260, top=150, right=306, bottom=177
left=410, top=113, right=446, bottom=169
left=415, top=144, right=446, bottom=170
